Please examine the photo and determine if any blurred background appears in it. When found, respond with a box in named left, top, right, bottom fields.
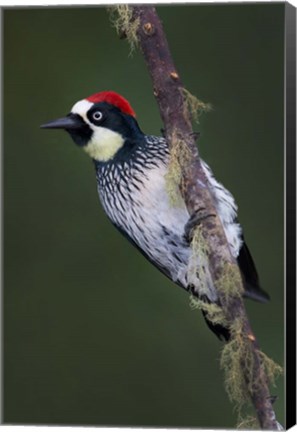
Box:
left=3, top=3, right=284, bottom=428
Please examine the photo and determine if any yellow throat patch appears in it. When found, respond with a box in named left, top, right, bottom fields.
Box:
left=83, top=127, right=125, bottom=162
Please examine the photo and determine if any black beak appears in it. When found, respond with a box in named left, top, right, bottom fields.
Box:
left=40, top=114, right=84, bottom=130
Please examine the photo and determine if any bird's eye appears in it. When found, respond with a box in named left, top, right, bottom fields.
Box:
left=92, top=111, right=103, bottom=121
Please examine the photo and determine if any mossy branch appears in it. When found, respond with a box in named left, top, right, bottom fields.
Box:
left=110, top=5, right=282, bottom=429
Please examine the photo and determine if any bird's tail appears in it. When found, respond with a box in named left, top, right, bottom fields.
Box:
left=201, top=310, right=230, bottom=341
left=237, top=241, right=270, bottom=303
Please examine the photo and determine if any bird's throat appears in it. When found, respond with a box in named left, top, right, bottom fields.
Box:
left=83, top=127, right=125, bottom=162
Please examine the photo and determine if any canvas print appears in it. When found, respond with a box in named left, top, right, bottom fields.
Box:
left=3, top=3, right=296, bottom=430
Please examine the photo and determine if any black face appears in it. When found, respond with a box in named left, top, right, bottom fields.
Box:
left=66, top=114, right=93, bottom=147
left=41, top=102, right=143, bottom=149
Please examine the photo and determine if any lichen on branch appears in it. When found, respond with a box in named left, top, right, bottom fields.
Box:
left=220, top=318, right=283, bottom=422
left=108, top=5, right=140, bottom=54
left=164, top=131, right=192, bottom=206
left=216, top=262, right=244, bottom=302
left=237, top=414, right=260, bottom=429
left=182, top=88, right=212, bottom=123
left=164, top=90, right=209, bottom=205
left=190, top=297, right=227, bottom=327
left=221, top=318, right=256, bottom=412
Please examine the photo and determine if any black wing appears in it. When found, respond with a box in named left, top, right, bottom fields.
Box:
left=237, top=238, right=270, bottom=303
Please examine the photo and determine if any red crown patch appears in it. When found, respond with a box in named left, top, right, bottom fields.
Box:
left=86, top=91, right=136, bottom=117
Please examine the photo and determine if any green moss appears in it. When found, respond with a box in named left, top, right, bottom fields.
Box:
left=191, top=224, right=209, bottom=255
left=220, top=319, right=253, bottom=413
left=237, top=415, right=260, bottom=430
left=220, top=318, right=283, bottom=425
left=258, top=351, right=283, bottom=388
left=164, top=131, right=191, bottom=206
left=109, top=5, right=140, bottom=54
left=187, top=225, right=211, bottom=295
left=182, top=88, right=211, bottom=123
left=216, top=262, right=244, bottom=302
left=190, top=296, right=226, bottom=327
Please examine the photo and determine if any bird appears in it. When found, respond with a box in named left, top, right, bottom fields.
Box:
left=41, top=90, right=269, bottom=340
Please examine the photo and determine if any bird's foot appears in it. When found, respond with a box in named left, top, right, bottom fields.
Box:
left=184, top=208, right=216, bottom=243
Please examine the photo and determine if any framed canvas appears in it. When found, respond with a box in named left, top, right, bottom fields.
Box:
left=2, top=2, right=296, bottom=430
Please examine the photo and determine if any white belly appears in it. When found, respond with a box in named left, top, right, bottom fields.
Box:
left=99, top=163, right=193, bottom=285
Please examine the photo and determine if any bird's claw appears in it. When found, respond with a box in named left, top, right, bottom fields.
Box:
left=184, top=208, right=216, bottom=243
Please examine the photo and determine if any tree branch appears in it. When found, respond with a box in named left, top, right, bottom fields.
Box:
left=112, top=5, right=282, bottom=429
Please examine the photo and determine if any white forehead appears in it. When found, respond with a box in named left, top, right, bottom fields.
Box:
left=71, top=99, right=93, bottom=119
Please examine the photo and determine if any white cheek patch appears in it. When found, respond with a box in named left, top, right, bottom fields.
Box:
left=71, top=99, right=93, bottom=122
left=71, top=99, right=125, bottom=162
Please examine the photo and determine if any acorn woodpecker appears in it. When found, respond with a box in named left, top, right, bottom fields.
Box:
left=41, top=90, right=269, bottom=340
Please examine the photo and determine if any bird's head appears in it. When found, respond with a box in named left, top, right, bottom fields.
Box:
left=41, top=91, right=142, bottom=162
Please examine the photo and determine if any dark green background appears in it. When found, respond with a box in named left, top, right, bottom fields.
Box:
left=3, top=4, right=284, bottom=428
